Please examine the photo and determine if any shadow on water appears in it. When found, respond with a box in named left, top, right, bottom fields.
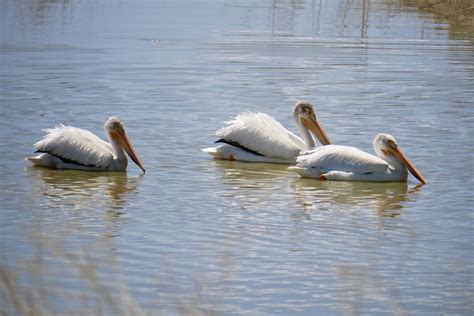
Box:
left=1, top=168, right=151, bottom=315
left=208, top=159, right=290, bottom=182
left=25, top=167, right=144, bottom=235
left=2, top=168, right=217, bottom=315
left=291, top=177, right=422, bottom=218
left=205, top=159, right=423, bottom=219
left=206, top=160, right=424, bottom=314
left=27, top=167, right=142, bottom=206
left=204, top=159, right=293, bottom=211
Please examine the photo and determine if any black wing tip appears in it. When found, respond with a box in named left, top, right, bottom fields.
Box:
left=213, top=138, right=265, bottom=157
left=35, top=150, right=96, bottom=168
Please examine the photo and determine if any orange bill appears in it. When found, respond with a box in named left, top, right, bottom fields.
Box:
left=393, top=147, right=426, bottom=184
left=114, top=130, right=146, bottom=173
left=303, top=117, right=332, bottom=145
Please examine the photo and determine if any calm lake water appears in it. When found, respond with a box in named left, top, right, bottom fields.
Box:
left=1, top=0, right=473, bottom=314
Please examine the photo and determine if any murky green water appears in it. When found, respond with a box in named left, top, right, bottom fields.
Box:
left=1, top=0, right=473, bottom=314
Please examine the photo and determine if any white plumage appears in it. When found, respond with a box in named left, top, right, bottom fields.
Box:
left=203, top=101, right=331, bottom=163
left=290, top=146, right=390, bottom=179
left=26, top=117, right=145, bottom=172
left=34, top=124, right=114, bottom=168
left=216, top=112, right=304, bottom=160
left=289, top=133, right=426, bottom=184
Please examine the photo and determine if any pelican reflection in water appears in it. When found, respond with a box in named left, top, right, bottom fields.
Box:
left=27, top=168, right=143, bottom=216
left=291, top=178, right=422, bottom=218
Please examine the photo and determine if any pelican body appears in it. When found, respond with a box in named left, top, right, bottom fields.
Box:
left=202, top=101, right=331, bottom=163
left=289, top=133, right=426, bottom=184
left=26, top=117, right=145, bottom=173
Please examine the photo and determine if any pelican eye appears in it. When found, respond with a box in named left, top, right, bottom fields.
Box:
left=303, top=106, right=313, bottom=116
left=387, top=139, right=397, bottom=150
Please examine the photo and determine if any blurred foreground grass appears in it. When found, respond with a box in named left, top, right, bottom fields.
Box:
left=0, top=233, right=409, bottom=315
left=0, top=236, right=215, bottom=316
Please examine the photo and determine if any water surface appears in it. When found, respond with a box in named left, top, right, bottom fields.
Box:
left=0, top=0, right=473, bottom=314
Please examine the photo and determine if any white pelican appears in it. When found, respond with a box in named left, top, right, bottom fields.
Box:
left=26, top=117, right=146, bottom=173
left=202, top=101, right=332, bottom=163
left=289, top=133, right=426, bottom=184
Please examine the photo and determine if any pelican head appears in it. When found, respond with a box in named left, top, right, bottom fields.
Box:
left=293, top=101, right=331, bottom=146
left=105, top=117, right=146, bottom=173
left=374, top=133, right=426, bottom=184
